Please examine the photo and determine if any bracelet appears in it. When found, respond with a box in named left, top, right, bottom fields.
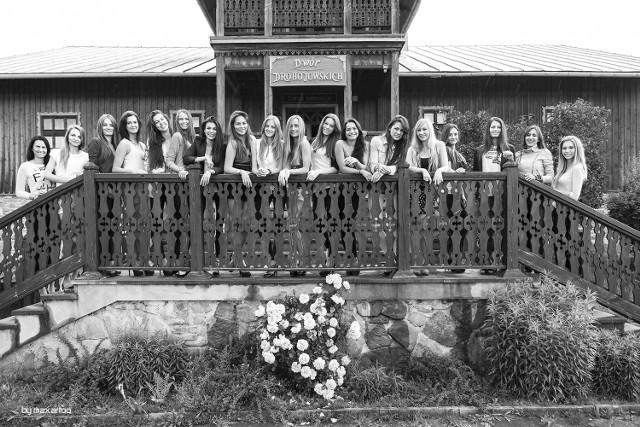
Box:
left=267, top=169, right=272, bottom=175
left=535, top=175, right=542, bottom=182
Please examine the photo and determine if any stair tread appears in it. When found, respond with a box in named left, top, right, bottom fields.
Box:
left=40, top=292, right=78, bottom=301
left=12, top=303, right=46, bottom=316
left=0, top=317, right=18, bottom=330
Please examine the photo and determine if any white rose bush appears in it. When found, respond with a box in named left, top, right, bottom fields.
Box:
left=254, top=273, right=361, bottom=400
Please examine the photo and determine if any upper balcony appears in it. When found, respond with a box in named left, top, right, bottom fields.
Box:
left=198, top=0, right=419, bottom=38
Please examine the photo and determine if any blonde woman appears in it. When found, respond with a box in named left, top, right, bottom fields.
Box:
left=406, top=118, right=449, bottom=185
left=45, top=124, right=89, bottom=183
left=552, top=136, right=588, bottom=200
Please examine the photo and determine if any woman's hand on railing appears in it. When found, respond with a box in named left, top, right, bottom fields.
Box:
left=503, top=151, right=514, bottom=161
left=200, top=170, right=214, bottom=186
left=306, top=170, right=320, bottom=181
left=421, top=169, right=432, bottom=183
left=455, top=167, right=466, bottom=173
left=433, top=170, right=444, bottom=185
left=378, top=165, right=392, bottom=175
left=360, top=169, right=373, bottom=181
left=371, top=171, right=384, bottom=183
left=240, top=170, right=252, bottom=187
left=278, top=169, right=290, bottom=186
left=178, top=170, right=188, bottom=180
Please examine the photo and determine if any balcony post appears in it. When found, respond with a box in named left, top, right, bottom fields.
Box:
left=79, top=163, right=102, bottom=280
left=393, top=163, right=416, bottom=278
left=187, top=164, right=211, bottom=279
left=502, top=161, right=527, bottom=280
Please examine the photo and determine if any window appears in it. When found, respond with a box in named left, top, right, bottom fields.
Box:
left=418, top=106, right=453, bottom=129
left=38, top=113, right=81, bottom=149
left=542, top=106, right=556, bottom=123
left=170, top=110, right=205, bottom=137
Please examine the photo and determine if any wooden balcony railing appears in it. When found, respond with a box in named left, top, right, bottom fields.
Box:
left=221, top=0, right=392, bottom=35
left=1, top=162, right=638, bottom=323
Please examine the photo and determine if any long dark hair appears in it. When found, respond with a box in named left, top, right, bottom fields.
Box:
left=522, top=125, right=546, bottom=149
left=146, top=109, right=172, bottom=170
left=227, top=110, right=252, bottom=160
left=197, top=115, right=225, bottom=167
left=95, top=114, right=118, bottom=152
left=341, top=118, right=366, bottom=164
left=384, top=115, right=410, bottom=167
left=441, top=123, right=467, bottom=170
left=119, top=111, right=142, bottom=143
left=312, top=113, right=341, bottom=160
left=480, top=117, right=509, bottom=156
left=26, top=135, right=51, bottom=165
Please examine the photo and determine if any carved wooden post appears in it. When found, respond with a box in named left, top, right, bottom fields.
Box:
left=503, top=161, right=526, bottom=279
left=393, top=163, right=415, bottom=278
left=187, top=164, right=210, bottom=278
left=81, top=163, right=101, bottom=279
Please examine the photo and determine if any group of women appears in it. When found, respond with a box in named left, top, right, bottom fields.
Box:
left=16, top=109, right=588, bottom=278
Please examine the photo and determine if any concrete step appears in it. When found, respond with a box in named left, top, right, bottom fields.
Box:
left=0, top=317, right=18, bottom=358
left=12, top=303, right=49, bottom=346
left=40, top=290, right=78, bottom=330
left=592, top=309, right=637, bottom=334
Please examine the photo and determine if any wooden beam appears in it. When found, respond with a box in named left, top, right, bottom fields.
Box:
left=391, top=0, right=399, bottom=34
left=264, top=57, right=273, bottom=116
left=265, top=0, right=273, bottom=37
left=344, top=0, right=352, bottom=35
left=344, top=55, right=352, bottom=119
left=216, top=56, right=226, bottom=126
left=390, top=51, right=399, bottom=117
left=216, top=0, right=225, bottom=37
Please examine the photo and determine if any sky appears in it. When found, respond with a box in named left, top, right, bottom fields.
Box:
left=1, top=0, right=640, bottom=58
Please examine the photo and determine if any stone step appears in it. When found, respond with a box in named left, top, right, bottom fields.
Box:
left=0, top=317, right=18, bottom=358
left=40, top=290, right=78, bottom=330
left=592, top=309, right=638, bottom=335
left=12, top=303, right=49, bottom=346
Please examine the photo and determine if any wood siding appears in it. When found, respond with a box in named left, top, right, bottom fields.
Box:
left=0, top=77, right=216, bottom=194
left=399, top=75, right=640, bottom=189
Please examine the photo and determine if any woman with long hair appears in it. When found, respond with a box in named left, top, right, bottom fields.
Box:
left=16, top=136, right=54, bottom=200
left=113, top=111, right=147, bottom=174
left=440, top=123, right=467, bottom=172
left=224, top=110, right=257, bottom=277
left=407, top=118, right=448, bottom=184
left=45, top=124, right=89, bottom=183
left=552, top=135, right=588, bottom=200
left=172, top=109, right=196, bottom=151
left=252, top=115, right=285, bottom=277
left=184, top=115, right=226, bottom=276
left=278, top=115, right=312, bottom=276
left=515, top=125, right=554, bottom=184
left=87, top=114, right=118, bottom=173
left=334, top=118, right=371, bottom=276
left=369, top=115, right=411, bottom=182
left=472, top=117, right=514, bottom=172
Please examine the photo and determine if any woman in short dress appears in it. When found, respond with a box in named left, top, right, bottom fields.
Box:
left=278, top=115, right=312, bottom=277
left=224, top=110, right=257, bottom=277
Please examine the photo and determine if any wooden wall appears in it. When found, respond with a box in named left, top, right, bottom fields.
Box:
left=399, top=75, right=640, bottom=190
left=0, top=77, right=216, bottom=194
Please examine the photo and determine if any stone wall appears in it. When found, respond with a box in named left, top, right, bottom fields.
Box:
left=0, top=195, right=27, bottom=217
left=0, top=298, right=488, bottom=373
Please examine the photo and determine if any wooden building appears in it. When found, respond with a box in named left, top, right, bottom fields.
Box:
left=1, top=0, right=640, bottom=191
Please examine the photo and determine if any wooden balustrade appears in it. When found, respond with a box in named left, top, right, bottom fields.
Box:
left=352, top=0, right=391, bottom=33
left=224, top=0, right=265, bottom=34
left=518, top=178, right=640, bottom=320
left=273, top=0, right=344, bottom=33
left=0, top=176, right=85, bottom=315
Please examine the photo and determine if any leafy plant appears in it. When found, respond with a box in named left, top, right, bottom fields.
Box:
left=255, top=273, right=360, bottom=399
left=607, top=156, right=640, bottom=230
left=483, top=274, right=598, bottom=402
left=146, top=372, right=175, bottom=404
left=543, top=98, right=610, bottom=208
left=102, top=333, right=189, bottom=397
left=344, top=362, right=408, bottom=403
left=592, top=330, right=640, bottom=401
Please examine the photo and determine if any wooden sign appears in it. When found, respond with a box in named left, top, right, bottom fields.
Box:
left=270, top=55, right=346, bottom=87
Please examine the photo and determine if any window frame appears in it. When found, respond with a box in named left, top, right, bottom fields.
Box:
left=37, top=112, right=82, bottom=149
left=542, top=106, right=556, bottom=123
left=418, top=105, right=453, bottom=128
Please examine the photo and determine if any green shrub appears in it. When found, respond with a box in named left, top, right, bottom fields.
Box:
left=543, top=98, right=610, bottom=208
left=483, top=274, right=598, bottom=402
left=345, top=362, right=408, bottom=403
left=607, top=156, right=640, bottom=230
left=592, top=330, right=640, bottom=401
left=101, top=333, right=189, bottom=396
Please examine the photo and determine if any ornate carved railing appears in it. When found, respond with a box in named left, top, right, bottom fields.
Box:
left=352, top=0, right=391, bottom=33
left=224, top=0, right=265, bottom=35
left=517, top=179, right=640, bottom=322
left=0, top=176, right=85, bottom=317
left=273, top=0, right=344, bottom=34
